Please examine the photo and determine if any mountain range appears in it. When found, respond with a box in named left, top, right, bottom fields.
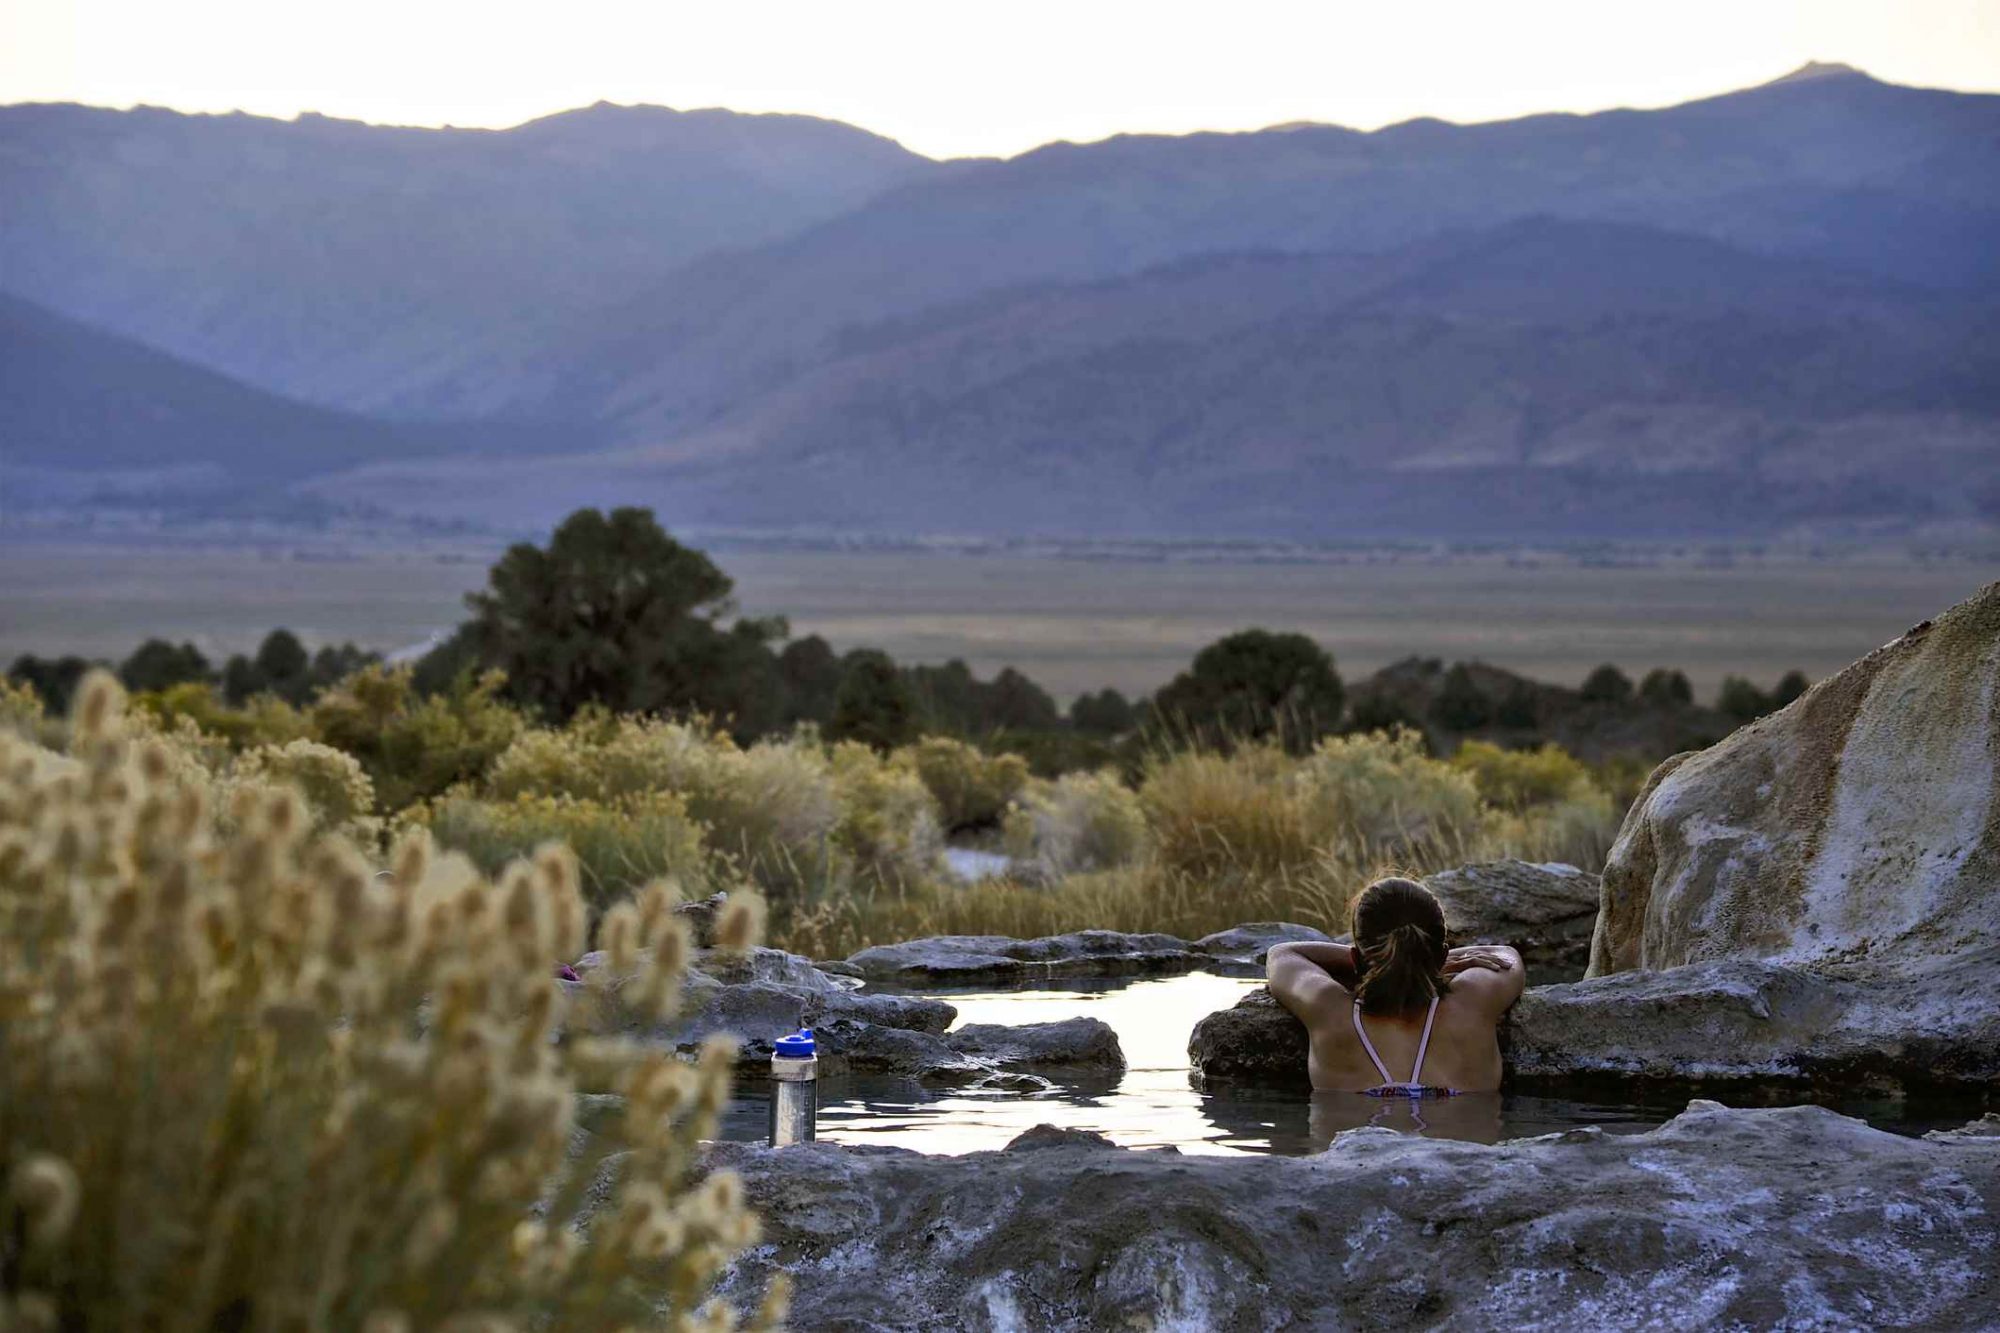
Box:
left=3, top=62, right=1998, bottom=543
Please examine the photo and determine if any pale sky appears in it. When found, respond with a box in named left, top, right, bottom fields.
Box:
left=3, top=0, right=1997, bottom=159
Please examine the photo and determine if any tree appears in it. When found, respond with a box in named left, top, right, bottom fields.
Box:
left=982, top=667, right=1062, bottom=733
left=1496, top=682, right=1540, bottom=729
left=1346, top=692, right=1423, bottom=735
left=1070, top=688, right=1135, bottom=737
left=1431, top=663, right=1493, bottom=732
left=1579, top=663, right=1635, bottom=705
left=119, top=640, right=212, bottom=694
left=1770, top=670, right=1811, bottom=709
left=7, top=654, right=94, bottom=713
left=1151, top=630, right=1344, bottom=751
left=1639, top=667, right=1694, bottom=706
left=254, top=629, right=312, bottom=702
left=456, top=507, right=779, bottom=722
left=776, top=634, right=844, bottom=726
left=829, top=650, right=918, bottom=750
left=220, top=654, right=264, bottom=705
left=1717, top=675, right=1771, bottom=723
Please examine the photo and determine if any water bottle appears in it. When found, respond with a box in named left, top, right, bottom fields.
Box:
left=768, top=1029, right=817, bottom=1146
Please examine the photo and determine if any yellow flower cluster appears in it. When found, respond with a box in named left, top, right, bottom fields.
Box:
left=0, top=672, right=784, bottom=1331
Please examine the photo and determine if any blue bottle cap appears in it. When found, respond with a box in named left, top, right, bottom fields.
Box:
left=773, top=1029, right=816, bottom=1058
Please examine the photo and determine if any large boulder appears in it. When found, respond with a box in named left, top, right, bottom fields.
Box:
left=1592, top=582, right=2000, bottom=973
left=1426, top=859, right=1601, bottom=976
left=707, top=1102, right=2000, bottom=1331
left=844, top=929, right=1200, bottom=985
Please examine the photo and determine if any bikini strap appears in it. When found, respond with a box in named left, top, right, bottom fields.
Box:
left=1409, top=995, right=1440, bottom=1087
left=1350, top=999, right=1395, bottom=1085
left=1352, top=994, right=1443, bottom=1087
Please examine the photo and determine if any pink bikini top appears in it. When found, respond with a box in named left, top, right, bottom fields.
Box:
left=1351, top=995, right=1460, bottom=1098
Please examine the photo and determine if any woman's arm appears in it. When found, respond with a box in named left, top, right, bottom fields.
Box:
left=1442, top=944, right=1527, bottom=1012
left=1266, top=940, right=1359, bottom=985
left=1264, top=941, right=1356, bottom=1023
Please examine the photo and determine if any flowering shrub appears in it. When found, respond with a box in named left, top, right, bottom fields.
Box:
left=902, top=737, right=1028, bottom=831
left=1003, top=771, right=1148, bottom=877
left=1294, top=727, right=1487, bottom=859
left=310, top=664, right=525, bottom=810
left=0, top=673, right=782, bottom=1330
left=830, top=741, right=943, bottom=888
left=423, top=791, right=713, bottom=913
left=233, top=737, right=380, bottom=842
left=1449, top=740, right=1597, bottom=810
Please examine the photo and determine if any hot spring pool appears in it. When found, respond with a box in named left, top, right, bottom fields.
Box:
left=716, top=973, right=1991, bottom=1156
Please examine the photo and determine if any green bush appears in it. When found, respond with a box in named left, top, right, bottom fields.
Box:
left=829, top=741, right=943, bottom=888
left=487, top=717, right=884, bottom=900
left=311, top=664, right=525, bottom=810
left=1295, top=727, right=1487, bottom=861
left=233, top=737, right=380, bottom=843
left=1139, top=745, right=1318, bottom=882
left=1449, top=740, right=1595, bottom=810
left=903, top=736, right=1029, bottom=832
left=131, top=680, right=312, bottom=749
left=1003, top=770, right=1149, bottom=876
left=422, top=791, right=712, bottom=912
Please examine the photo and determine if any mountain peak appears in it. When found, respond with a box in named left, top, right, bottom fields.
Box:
left=1766, top=60, right=1869, bottom=86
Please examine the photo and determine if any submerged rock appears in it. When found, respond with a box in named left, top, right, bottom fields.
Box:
left=707, top=1102, right=2000, bottom=1331
left=844, top=929, right=1200, bottom=984
left=1425, top=859, right=1601, bottom=975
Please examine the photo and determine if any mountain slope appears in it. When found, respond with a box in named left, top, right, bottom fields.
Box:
left=308, top=219, right=2000, bottom=540
left=0, top=292, right=522, bottom=485
left=483, top=65, right=2000, bottom=443
left=0, top=101, right=933, bottom=411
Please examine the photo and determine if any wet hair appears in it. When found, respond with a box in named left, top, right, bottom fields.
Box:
left=1350, top=876, right=1447, bottom=1015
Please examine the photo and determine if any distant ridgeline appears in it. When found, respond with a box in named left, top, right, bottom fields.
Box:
left=2, top=64, right=1998, bottom=544
left=6, top=509, right=1804, bottom=774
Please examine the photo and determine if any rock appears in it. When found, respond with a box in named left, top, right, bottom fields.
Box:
left=1593, top=582, right=2000, bottom=974
left=706, top=1102, right=2000, bottom=1331
left=1188, top=987, right=1308, bottom=1086
left=1504, top=953, right=2000, bottom=1090
left=567, top=946, right=957, bottom=1060
left=670, top=891, right=728, bottom=948
left=808, top=1017, right=1124, bottom=1086
left=1928, top=1113, right=2000, bottom=1141
left=1569, top=580, right=2000, bottom=1087
left=1002, top=1124, right=1119, bottom=1152
left=1190, top=921, right=1332, bottom=973
left=948, top=1017, right=1125, bottom=1073
left=844, top=929, right=1200, bottom=985
left=1424, top=859, right=1601, bottom=976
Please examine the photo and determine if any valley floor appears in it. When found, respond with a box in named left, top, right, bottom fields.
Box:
left=0, top=541, right=1989, bottom=700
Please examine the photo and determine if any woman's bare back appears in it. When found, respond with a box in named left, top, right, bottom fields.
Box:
left=1266, top=941, right=1526, bottom=1094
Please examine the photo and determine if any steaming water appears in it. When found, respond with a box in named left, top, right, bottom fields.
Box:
left=718, top=972, right=1991, bottom=1156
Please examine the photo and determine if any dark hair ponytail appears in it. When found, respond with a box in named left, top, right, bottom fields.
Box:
left=1351, top=876, right=1447, bottom=1014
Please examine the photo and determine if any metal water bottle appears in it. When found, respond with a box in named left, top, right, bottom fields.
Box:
left=768, top=1029, right=817, bottom=1146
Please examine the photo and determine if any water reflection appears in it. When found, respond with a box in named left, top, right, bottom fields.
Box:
left=715, top=972, right=1995, bottom=1157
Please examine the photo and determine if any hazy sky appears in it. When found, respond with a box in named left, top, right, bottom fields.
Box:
left=4, top=0, right=1997, bottom=158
